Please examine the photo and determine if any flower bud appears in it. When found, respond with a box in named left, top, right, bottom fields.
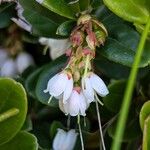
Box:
left=73, top=70, right=80, bottom=82
left=77, top=14, right=91, bottom=25
left=95, top=30, right=107, bottom=46
left=70, top=31, right=84, bottom=47
left=86, top=32, right=97, bottom=50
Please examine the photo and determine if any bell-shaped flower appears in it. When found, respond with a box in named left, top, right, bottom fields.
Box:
left=16, top=52, right=34, bottom=73
left=44, top=72, right=73, bottom=103
left=39, top=37, right=71, bottom=60
left=53, top=129, right=77, bottom=150
left=59, top=88, right=89, bottom=116
left=82, top=72, right=109, bottom=103
left=0, top=59, right=18, bottom=77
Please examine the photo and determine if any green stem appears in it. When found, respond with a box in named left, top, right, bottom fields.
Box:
left=0, top=108, right=19, bottom=123
left=111, top=17, right=150, bottom=150
left=83, top=55, right=90, bottom=77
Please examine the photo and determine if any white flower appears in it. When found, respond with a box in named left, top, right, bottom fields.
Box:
left=0, top=59, right=18, bottom=77
left=39, top=37, right=71, bottom=60
left=53, top=129, right=77, bottom=150
left=59, top=89, right=89, bottom=116
left=82, top=73, right=109, bottom=103
left=44, top=72, right=73, bottom=103
left=16, top=52, right=34, bottom=73
left=0, top=48, right=8, bottom=67
left=11, top=3, right=32, bottom=32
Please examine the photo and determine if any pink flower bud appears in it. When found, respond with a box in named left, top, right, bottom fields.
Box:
left=70, top=31, right=84, bottom=47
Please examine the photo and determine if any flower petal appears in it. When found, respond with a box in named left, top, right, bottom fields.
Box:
left=66, top=90, right=80, bottom=116
left=63, top=78, right=73, bottom=103
left=53, top=129, right=67, bottom=150
left=64, top=130, right=78, bottom=150
left=82, top=77, right=94, bottom=103
left=43, top=74, right=59, bottom=93
left=90, top=73, right=109, bottom=97
left=79, top=92, right=88, bottom=116
left=49, top=73, right=68, bottom=97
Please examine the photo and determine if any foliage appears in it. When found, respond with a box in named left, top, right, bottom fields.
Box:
left=0, top=0, right=150, bottom=149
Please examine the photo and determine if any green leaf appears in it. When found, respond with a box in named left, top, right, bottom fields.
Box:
left=140, top=101, right=150, bottom=130
left=56, top=20, right=75, bottom=36
left=40, top=0, right=77, bottom=19
left=79, top=0, right=90, bottom=11
left=103, top=0, right=150, bottom=24
left=25, top=68, right=43, bottom=98
left=98, top=14, right=150, bottom=67
left=0, top=131, right=38, bottom=150
left=35, top=56, right=67, bottom=106
left=142, top=116, right=150, bottom=150
left=0, top=78, right=27, bottom=145
left=91, top=0, right=103, bottom=9
left=50, top=121, right=64, bottom=139
left=19, top=0, right=65, bottom=37
left=108, top=115, right=141, bottom=142
left=103, top=80, right=126, bottom=113
left=0, top=3, right=15, bottom=28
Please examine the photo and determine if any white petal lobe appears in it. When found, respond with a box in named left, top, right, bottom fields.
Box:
left=90, top=73, right=109, bottom=97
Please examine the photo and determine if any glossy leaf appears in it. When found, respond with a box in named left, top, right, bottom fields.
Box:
left=35, top=56, right=67, bottom=106
left=39, top=0, right=77, bottom=19
left=140, top=101, right=150, bottom=130
left=0, top=78, right=27, bottom=145
left=19, top=0, right=64, bottom=37
left=0, top=3, right=15, bottom=28
left=0, top=131, right=38, bottom=150
left=56, top=20, right=75, bottom=36
left=79, top=0, right=90, bottom=11
left=25, top=67, right=43, bottom=98
left=103, top=0, right=150, bottom=24
left=98, top=14, right=150, bottom=67
left=103, top=80, right=126, bottom=113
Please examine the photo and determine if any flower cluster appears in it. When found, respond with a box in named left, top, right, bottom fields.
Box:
left=0, top=48, right=34, bottom=77
left=44, top=14, right=109, bottom=116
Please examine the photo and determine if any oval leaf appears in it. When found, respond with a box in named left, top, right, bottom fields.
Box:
left=0, top=78, right=27, bottom=145
left=140, top=101, right=150, bottom=130
left=103, top=0, right=150, bottom=24
left=0, top=131, right=38, bottom=150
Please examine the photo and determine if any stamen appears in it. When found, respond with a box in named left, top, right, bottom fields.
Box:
left=48, top=95, right=53, bottom=104
left=43, top=45, right=49, bottom=55
left=95, top=93, right=103, bottom=106
left=95, top=99, right=106, bottom=150
left=83, top=54, right=90, bottom=83
left=78, top=115, right=85, bottom=150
